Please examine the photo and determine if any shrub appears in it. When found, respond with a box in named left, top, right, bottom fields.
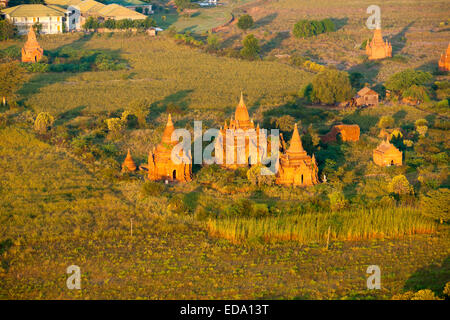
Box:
left=293, top=19, right=335, bottom=38
left=141, top=181, right=166, bottom=197
left=105, top=117, right=125, bottom=139
left=246, top=164, right=276, bottom=186
left=392, top=289, right=441, bottom=300
left=388, top=175, right=413, bottom=196
left=240, top=34, right=260, bottom=60
left=0, top=20, right=17, bottom=41
left=328, top=190, right=348, bottom=211
left=237, top=14, right=254, bottom=31
left=378, top=116, right=395, bottom=129
left=34, top=112, right=54, bottom=134
left=420, top=188, right=450, bottom=224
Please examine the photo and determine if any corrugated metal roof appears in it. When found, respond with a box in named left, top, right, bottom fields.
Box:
left=2, top=4, right=65, bottom=17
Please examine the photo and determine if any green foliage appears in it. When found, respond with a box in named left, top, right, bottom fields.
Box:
left=0, top=61, right=26, bottom=104
left=141, top=181, right=166, bottom=197
left=127, top=98, right=150, bottom=128
left=378, top=115, right=395, bottom=129
left=0, top=20, right=17, bottom=41
left=237, top=14, right=254, bottom=31
left=0, top=46, right=21, bottom=62
left=392, top=289, right=442, bottom=300
left=105, top=117, right=125, bottom=139
left=240, top=34, right=260, bottom=60
left=420, top=189, right=450, bottom=223
left=385, top=69, right=432, bottom=95
left=206, top=33, right=220, bottom=51
left=83, top=17, right=100, bottom=30
left=32, top=22, right=43, bottom=35
left=271, top=115, right=295, bottom=132
left=246, top=164, right=276, bottom=186
left=388, top=175, right=414, bottom=196
left=293, top=19, right=335, bottom=38
left=34, top=112, right=54, bottom=134
left=328, top=190, right=348, bottom=211
left=310, top=68, right=354, bottom=104
left=403, top=85, right=430, bottom=103
left=207, top=207, right=436, bottom=244
left=21, top=62, right=49, bottom=73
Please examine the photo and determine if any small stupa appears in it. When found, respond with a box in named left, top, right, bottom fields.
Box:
left=122, top=149, right=137, bottom=172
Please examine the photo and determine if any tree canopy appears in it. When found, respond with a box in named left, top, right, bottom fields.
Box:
left=310, top=68, right=354, bottom=104
left=385, top=69, right=432, bottom=95
left=240, top=34, right=260, bottom=60
left=237, top=14, right=254, bottom=31
left=293, top=18, right=335, bottom=38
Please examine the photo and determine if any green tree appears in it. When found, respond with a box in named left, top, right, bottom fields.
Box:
left=0, top=61, right=26, bottom=106
left=240, top=34, right=260, bottom=60
left=310, top=68, right=354, bottom=104
left=105, top=117, right=125, bottom=140
left=237, top=14, right=254, bottom=31
left=420, top=188, right=450, bottom=224
left=32, top=22, right=43, bottom=35
left=377, top=115, right=395, bottom=129
left=388, top=175, right=413, bottom=195
left=293, top=20, right=313, bottom=38
left=0, top=20, right=17, bottom=41
left=385, top=69, right=432, bottom=95
left=127, top=98, right=150, bottom=128
left=271, top=115, right=295, bottom=132
left=83, top=17, right=100, bottom=30
left=34, top=112, right=54, bottom=134
left=403, top=85, right=430, bottom=102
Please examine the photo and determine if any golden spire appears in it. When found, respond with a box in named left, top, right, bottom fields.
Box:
left=287, top=124, right=305, bottom=154
left=235, top=91, right=250, bottom=122
left=162, top=114, right=175, bottom=144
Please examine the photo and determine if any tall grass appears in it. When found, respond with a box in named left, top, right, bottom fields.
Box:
left=206, top=207, right=436, bottom=244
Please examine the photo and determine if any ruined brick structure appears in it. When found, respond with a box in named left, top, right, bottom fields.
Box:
left=276, top=124, right=319, bottom=186
left=373, top=139, right=402, bottom=167
left=321, top=124, right=360, bottom=143
left=21, top=27, right=44, bottom=63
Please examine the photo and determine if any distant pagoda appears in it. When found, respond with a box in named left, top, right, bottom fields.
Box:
left=275, top=124, right=319, bottom=186
left=21, top=27, right=44, bottom=63
left=366, top=25, right=392, bottom=60
left=438, top=43, right=450, bottom=72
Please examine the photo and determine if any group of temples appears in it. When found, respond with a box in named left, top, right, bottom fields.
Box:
left=122, top=93, right=404, bottom=186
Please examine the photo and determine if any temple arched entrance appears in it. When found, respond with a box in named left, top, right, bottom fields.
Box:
left=172, top=170, right=177, bottom=180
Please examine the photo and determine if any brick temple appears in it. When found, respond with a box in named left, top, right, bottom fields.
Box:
left=21, top=27, right=44, bottom=63
left=438, top=43, right=450, bottom=72
left=366, top=26, right=392, bottom=60
left=143, top=114, right=192, bottom=182
left=276, top=124, right=319, bottom=186
left=373, top=139, right=402, bottom=167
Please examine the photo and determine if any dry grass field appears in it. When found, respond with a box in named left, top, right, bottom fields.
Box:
left=0, top=0, right=449, bottom=300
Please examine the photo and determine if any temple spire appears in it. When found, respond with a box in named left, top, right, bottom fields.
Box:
left=287, top=124, right=305, bottom=154
left=162, top=114, right=175, bottom=144
left=235, top=91, right=250, bottom=122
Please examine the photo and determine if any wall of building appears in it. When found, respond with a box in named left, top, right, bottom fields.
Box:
left=7, top=15, right=64, bottom=34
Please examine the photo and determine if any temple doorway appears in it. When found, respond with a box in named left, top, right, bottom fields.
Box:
left=172, top=170, right=177, bottom=180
